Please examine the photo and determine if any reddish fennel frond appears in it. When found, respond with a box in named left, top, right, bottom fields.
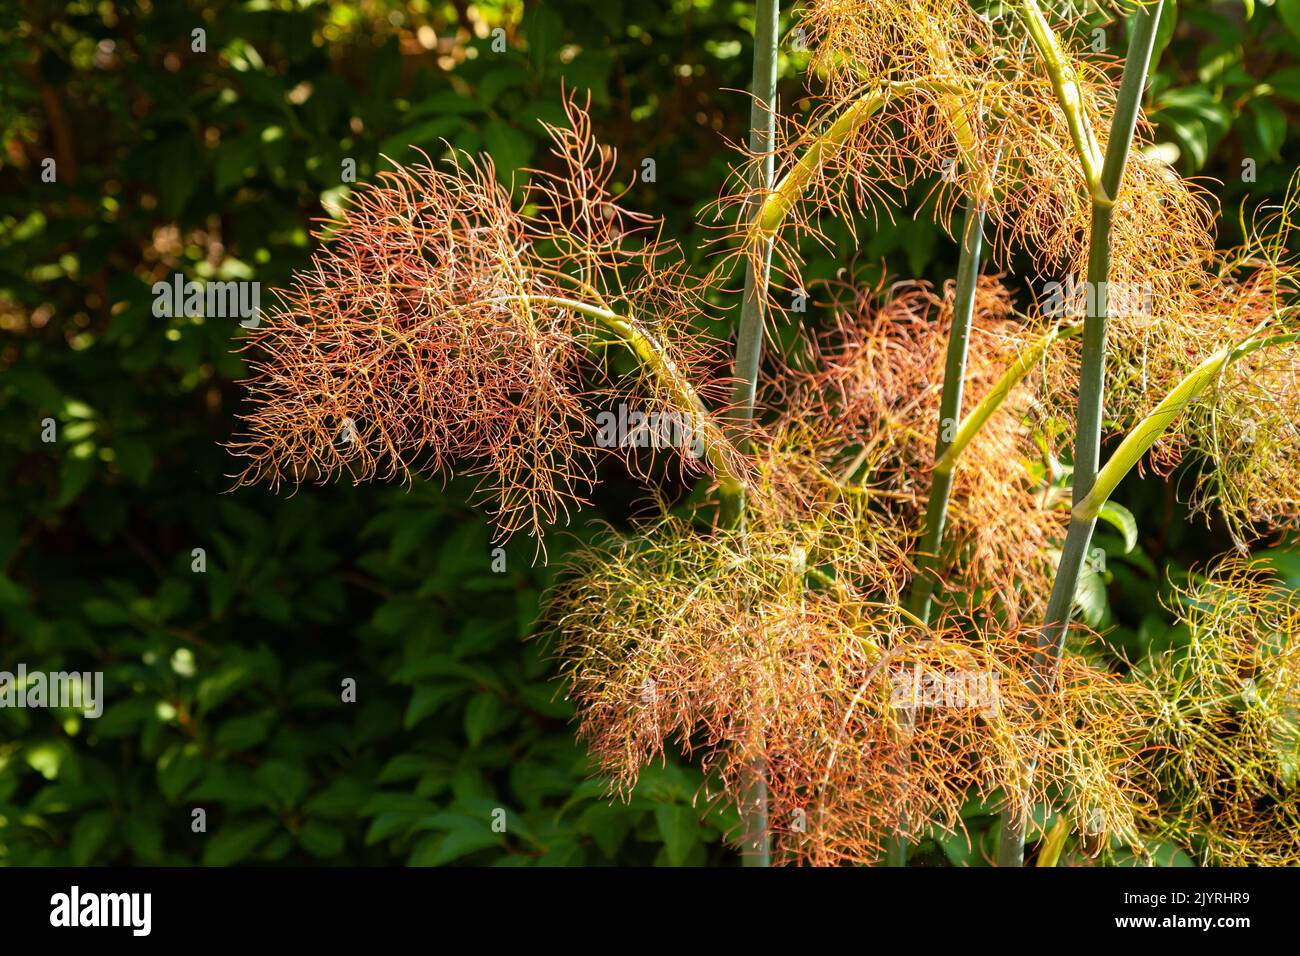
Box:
left=551, top=503, right=1156, bottom=865
left=770, top=278, right=1072, bottom=620
left=229, top=96, right=740, bottom=547
left=547, top=466, right=914, bottom=844
left=782, top=615, right=1158, bottom=866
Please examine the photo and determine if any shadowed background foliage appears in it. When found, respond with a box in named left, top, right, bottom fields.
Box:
left=2, top=0, right=1298, bottom=865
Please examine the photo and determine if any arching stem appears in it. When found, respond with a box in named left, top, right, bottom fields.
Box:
left=491, top=294, right=744, bottom=495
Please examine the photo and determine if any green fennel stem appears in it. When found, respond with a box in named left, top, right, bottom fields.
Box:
left=727, top=0, right=781, bottom=462
left=936, top=322, right=1083, bottom=474
left=886, top=190, right=987, bottom=869
left=907, top=192, right=987, bottom=625
left=997, top=0, right=1165, bottom=867
left=724, top=0, right=780, bottom=869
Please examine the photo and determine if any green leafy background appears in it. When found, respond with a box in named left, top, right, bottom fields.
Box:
left=0, top=0, right=1296, bottom=866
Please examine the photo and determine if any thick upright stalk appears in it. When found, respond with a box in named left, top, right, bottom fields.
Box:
left=997, top=0, right=1165, bottom=867
left=727, top=0, right=780, bottom=462
left=907, top=192, right=987, bottom=624
left=884, top=191, right=986, bottom=868
left=726, top=0, right=779, bottom=869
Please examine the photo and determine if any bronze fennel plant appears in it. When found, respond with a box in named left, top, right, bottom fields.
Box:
left=232, top=0, right=1300, bottom=866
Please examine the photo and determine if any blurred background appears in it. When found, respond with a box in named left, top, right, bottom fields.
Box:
left=1, top=0, right=1298, bottom=866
